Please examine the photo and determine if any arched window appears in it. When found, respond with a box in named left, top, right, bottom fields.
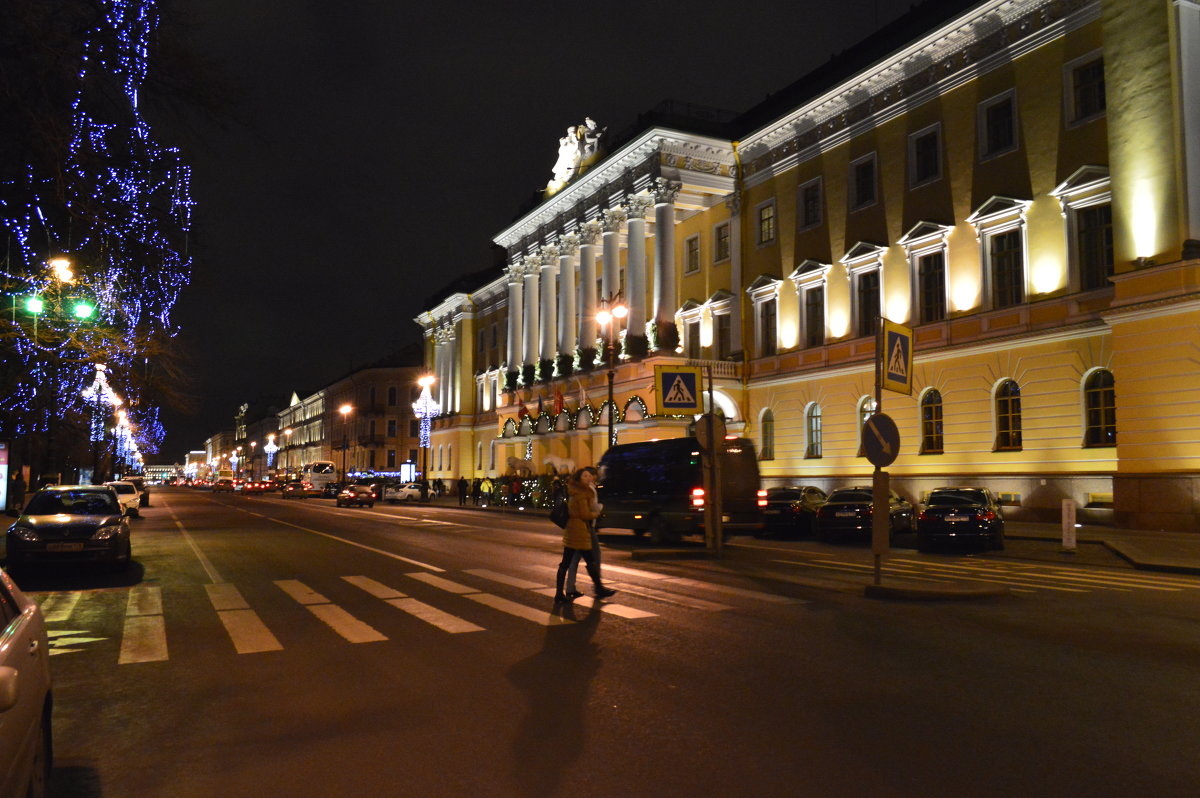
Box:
left=437, top=445, right=443, bottom=471
left=995, top=380, right=1022, bottom=451
left=1084, top=369, right=1116, bottom=447
left=760, top=409, right=775, bottom=461
left=857, top=396, right=878, bottom=456
left=448, top=444, right=454, bottom=474
left=805, top=403, right=823, bottom=459
left=477, top=442, right=483, bottom=470
left=921, top=389, right=944, bottom=454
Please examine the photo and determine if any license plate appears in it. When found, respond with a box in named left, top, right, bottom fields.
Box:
left=836, top=510, right=857, bottom=517
left=722, top=515, right=731, bottom=522
left=46, top=542, right=84, bottom=552
left=946, top=515, right=966, bottom=522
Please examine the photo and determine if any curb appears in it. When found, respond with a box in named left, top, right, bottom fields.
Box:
left=863, top=583, right=1011, bottom=601
left=630, top=549, right=713, bottom=561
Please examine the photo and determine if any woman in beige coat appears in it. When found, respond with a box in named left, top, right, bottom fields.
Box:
left=554, top=467, right=616, bottom=602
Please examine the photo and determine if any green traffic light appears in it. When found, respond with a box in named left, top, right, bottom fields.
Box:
left=24, top=296, right=44, bottom=314
left=73, top=301, right=95, bottom=319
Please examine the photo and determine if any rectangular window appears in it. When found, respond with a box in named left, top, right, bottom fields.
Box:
left=685, top=235, right=700, bottom=274
left=715, top=314, right=731, bottom=360
left=387, top=387, right=397, bottom=406
left=1071, top=57, right=1106, bottom=123
left=851, top=155, right=876, bottom=210
left=1077, top=204, right=1113, bottom=290
left=757, top=202, right=776, bottom=245
left=981, top=93, right=1016, bottom=158
left=714, top=222, right=730, bottom=262
left=387, top=449, right=396, bottom=468
left=686, top=319, right=701, bottom=359
left=909, top=126, right=941, bottom=186
left=800, top=179, right=822, bottom=229
left=759, top=299, right=777, bottom=357
left=990, top=230, right=1025, bottom=308
left=857, top=271, right=880, bottom=337
left=409, top=449, right=418, bottom=463
left=368, top=450, right=376, bottom=468
left=387, top=419, right=397, bottom=437
left=918, top=251, right=947, bottom=323
left=409, top=420, right=420, bottom=437
left=805, top=287, right=825, bottom=347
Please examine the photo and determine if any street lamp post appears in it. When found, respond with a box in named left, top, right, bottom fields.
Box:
left=339, top=404, right=353, bottom=483
left=595, top=293, right=628, bottom=450
left=412, top=376, right=441, bottom=480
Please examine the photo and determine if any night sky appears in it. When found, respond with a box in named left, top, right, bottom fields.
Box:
left=158, top=0, right=918, bottom=461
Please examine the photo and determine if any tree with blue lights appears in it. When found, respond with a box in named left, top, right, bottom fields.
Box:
left=1, top=0, right=193, bottom=477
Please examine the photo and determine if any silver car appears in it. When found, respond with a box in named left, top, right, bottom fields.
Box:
left=103, top=480, right=141, bottom=518
left=6, top=485, right=133, bottom=572
left=0, top=567, right=52, bottom=797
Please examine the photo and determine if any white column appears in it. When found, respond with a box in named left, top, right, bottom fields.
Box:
left=601, top=206, right=626, bottom=300
left=1179, top=0, right=1200, bottom=242
left=449, top=333, right=459, bottom=413
left=625, top=195, right=653, bottom=340
left=578, top=222, right=601, bottom=351
left=522, top=255, right=540, bottom=366
left=539, top=246, right=559, bottom=362
left=653, top=178, right=681, bottom=344
left=505, top=265, right=523, bottom=371
left=558, top=234, right=579, bottom=355
left=726, top=193, right=744, bottom=356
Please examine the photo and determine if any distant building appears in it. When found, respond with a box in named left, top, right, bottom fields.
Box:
left=418, top=0, right=1200, bottom=530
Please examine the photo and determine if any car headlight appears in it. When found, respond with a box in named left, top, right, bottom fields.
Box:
left=91, top=522, right=123, bottom=541
left=9, top=525, right=39, bottom=542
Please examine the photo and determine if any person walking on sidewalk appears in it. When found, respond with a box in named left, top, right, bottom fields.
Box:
left=457, top=476, right=468, bottom=506
left=555, top=467, right=616, bottom=603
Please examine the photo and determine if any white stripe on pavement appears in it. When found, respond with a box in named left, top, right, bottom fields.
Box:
left=386, top=598, right=484, bottom=634
left=267, top=517, right=444, bottom=572
left=465, top=593, right=572, bottom=626
left=342, top=576, right=407, bottom=600
left=463, top=569, right=544, bottom=590
left=663, top=577, right=804, bottom=604
left=306, top=603, right=387, bottom=643
left=532, top=589, right=658, bottom=619
left=205, top=583, right=249, bottom=611
left=274, top=579, right=329, bottom=605
left=118, top=615, right=168, bottom=664
left=214, top=609, right=283, bottom=654
left=126, top=585, right=163, bottom=616
left=405, top=573, right=476, bottom=594
left=38, top=591, right=83, bottom=623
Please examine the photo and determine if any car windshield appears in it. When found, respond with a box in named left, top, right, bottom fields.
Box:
left=828, top=490, right=872, bottom=502
left=927, top=489, right=988, bottom=506
left=108, top=483, right=135, bottom=494
left=26, top=490, right=120, bottom=516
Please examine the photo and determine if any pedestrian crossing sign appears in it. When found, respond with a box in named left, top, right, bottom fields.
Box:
left=881, top=319, right=913, bottom=395
left=655, top=366, right=703, bottom=414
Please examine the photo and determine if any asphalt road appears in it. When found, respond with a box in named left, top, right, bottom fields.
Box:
left=14, top=488, right=1200, bottom=798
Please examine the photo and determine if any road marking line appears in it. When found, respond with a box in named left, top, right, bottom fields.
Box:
left=274, top=579, right=329, bottom=605
left=405, top=573, right=476, bottom=594
left=39, top=591, right=83, bottom=623
left=602, top=564, right=670, bottom=580
left=118, top=615, right=168, bottom=664
left=266, top=518, right=444, bottom=572
left=214, top=609, right=283, bottom=654
left=464, top=569, right=544, bottom=590
left=465, top=593, right=573, bottom=626
left=305, top=604, right=387, bottom=643
left=175, top=519, right=223, bottom=583
left=386, top=598, right=484, bottom=634
left=612, top=584, right=733, bottom=612
left=664, top=577, right=804, bottom=604
left=126, top=586, right=163, bottom=616
left=531, top=589, right=658, bottom=619
left=342, top=576, right=407, bottom=600
left=205, top=583, right=249, bottom=611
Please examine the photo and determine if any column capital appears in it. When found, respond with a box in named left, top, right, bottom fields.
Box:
left=601, top=206, right=627, bottom=233
left=626, top=194, right=654, bottom=219
left=506, top=263, right=525, bottom=282
left=521, top=255, right=542, bottom=274
left=724, top=191, right=742, bottom=216
left=653, top=177, right=682, bottom=205
left=558, top=233, right=580, bottom=255
left=579, top=220, right=603, bottom=245
left=540, top=245, right=560, bottom=266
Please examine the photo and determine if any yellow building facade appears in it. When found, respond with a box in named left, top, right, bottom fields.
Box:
left=419, top=0, right=1200, bottom=531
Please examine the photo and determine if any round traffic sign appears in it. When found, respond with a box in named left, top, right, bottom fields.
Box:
left=862, top=413, right=900, bottom=467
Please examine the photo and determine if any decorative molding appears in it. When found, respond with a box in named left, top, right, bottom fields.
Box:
left=579, top=220, right=603, bottom=245
left=653, top=177, right=682, bottom=205
left=601, top=206, right=627, bottom=233
left=626, top=194, right=654, bottom=219
left=540, top=245, right=560, bottom=266
left=558, top=233, right=580, bottom=255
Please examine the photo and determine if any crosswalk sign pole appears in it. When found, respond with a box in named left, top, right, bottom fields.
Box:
left=873, top=318, right=886, bottom=587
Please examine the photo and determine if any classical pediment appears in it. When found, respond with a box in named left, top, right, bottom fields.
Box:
left=966, top=196, right=1032, bottom=225
left=897, top=221, right=953, bottom=247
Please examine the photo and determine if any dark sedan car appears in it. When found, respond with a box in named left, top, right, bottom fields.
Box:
left=6, top=485, right=132, bottom=572
left=917, top=487, right=1005, bottom=552
left=281, top=481, right=309, bottom=499
left=815, top=486, right=914, bottom=543
left=761, top=486, right=826, bottom=536
left=335, top=485, right=376, bottom=508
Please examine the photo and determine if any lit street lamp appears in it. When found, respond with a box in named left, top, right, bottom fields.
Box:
left=596, top=293, right=628, bottom=450
left=411, top=376, right=441, bottom=479
left=339, top=404, right=354, bottom=482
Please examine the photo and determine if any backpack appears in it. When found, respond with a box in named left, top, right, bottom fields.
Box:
left=549, top=496, right=570, bottom=529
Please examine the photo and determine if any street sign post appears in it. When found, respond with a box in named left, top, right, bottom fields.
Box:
left=861, top=413, right=900, bottom=468
left=654, top=365, right=703, bottom=415
left=881, top=319, right=914, bottom=396
left=696, top=412, right=726, bottom=556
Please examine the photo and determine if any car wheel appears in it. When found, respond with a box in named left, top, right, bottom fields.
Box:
left=916, top=534, right=932, bottom=553
left=109, top=543, right=132, bottom=573
left=367, top=503, right=374, bottom=508
left=648, top=518, right=678, bottom=545
left=992, top=531, right=1005, bottom=551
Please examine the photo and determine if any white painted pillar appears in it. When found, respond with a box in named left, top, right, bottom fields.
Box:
left=522, top=256, right=540, bottom=367
left=558, top=234, right=579, bottom=355
left=505, top=266, right=523, bottom=370
left=578, top=221, right=601, bottom=350
left=653, top=178, right=681, bottom=335
left=726, top=193, right=744, bottom=356
left=601, top=207, right=626, bottom=301
left=539, top=246, right=559, bottom=362
left=625, top=195, right=653, bottom=339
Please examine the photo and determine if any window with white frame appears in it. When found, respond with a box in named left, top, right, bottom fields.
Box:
left=714, top=222, right=731, bottom=262
left=760, top=409, right=775, bottom=460
left=849, top=153, right=877, bottom=210
left=920, top=389, right=944, bottom=454
left=715, top=312, right=732, bottom=360
left=994, top=380, right=1022, bottom=451
left=979, top=90, right=1017, bottom=160
left=1083, top=369, right=1116, bottom=447
left=899, top=222, right=952, bottom=324
left=856, top=396, right=878, bottom=456
left=967, top=197, right=1031, bottom=310
left=757, top=200, right=777, bottom=245
left=686, top=318, right=701, bottom=359
left=684, top=235, right=701, bottom=274
left=908, top=124, right=942, bottom=187
left=747, top=276, right=780, bottom=358
left=842, top=243, right=885, bottom=338
left=1066, top=53, right=1105, bottom=126
left=1051, top=166, right=1113, bottom=292
left=791, top=260, right=830, bottom=348
left=798, top=177, right=823, bottom=229
left=805, top=403, right=823, bottom=458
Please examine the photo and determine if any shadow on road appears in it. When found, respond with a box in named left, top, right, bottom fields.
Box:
left=4, top=560, right=147, bottom=592
left=49, top=763, right=103, bottom=797
left=506, top=603, right=604, bottom=797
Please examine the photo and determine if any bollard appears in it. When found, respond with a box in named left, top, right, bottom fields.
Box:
left=1061, top=498, right=1077, bottom=552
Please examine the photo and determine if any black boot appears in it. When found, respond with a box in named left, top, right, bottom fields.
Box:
left=586, top=562, right=616, bottom=599
left=554, top=560, right=568, bottom=603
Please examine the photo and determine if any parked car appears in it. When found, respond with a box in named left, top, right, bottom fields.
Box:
left=212, top=478, right=234, bottom=493
left=281, top=481, right=309, bottom=499
left=597, top=436, right=766, bottom=544
left=761, top=486, right=826, bottom=536
left=917, top=487, right=1005, bottom=552
left=383, top=482, right=424, bottom=503
left=335, top=485, right=376, bottom=508
left=127, top=476, right=150, bottom=507
left=6, top=485, right=133, bottom=571
left=815, top=486, right=914, bottom=543
left=0, top=566, right=53, bottom=796
left=104, top=480, right=142, bottom=518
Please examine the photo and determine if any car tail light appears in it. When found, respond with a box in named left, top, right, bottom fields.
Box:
left=756, top=489, right=768, bottom=507
left=691, top=488, right=705, bottom=508
left=370, top=493, right=377, bottom=498
left=978, top=510, right=996, bottom=522
left=918, top=510, right=929, bottom=521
